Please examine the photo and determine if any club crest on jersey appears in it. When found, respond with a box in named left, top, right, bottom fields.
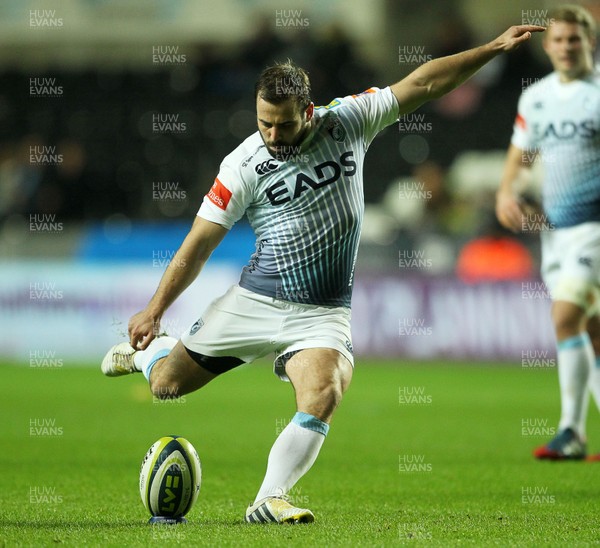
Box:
left=326, top=116, right=346, bottom=142
left=255, top=159, right=279, bottom=176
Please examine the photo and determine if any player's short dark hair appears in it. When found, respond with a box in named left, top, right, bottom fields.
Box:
left=255, top=60, right=311, bottom=111
left=548, top=4, right=596, bottom=39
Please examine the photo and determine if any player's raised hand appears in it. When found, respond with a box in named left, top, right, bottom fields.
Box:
left=128, top=309, right=160, bottom=350
left=495, top=190, right=527, bottom=233
left=491, top=25, right=545, bottom=52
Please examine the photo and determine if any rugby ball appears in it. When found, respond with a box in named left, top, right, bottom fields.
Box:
left=139, top=435, right=201, bottom=519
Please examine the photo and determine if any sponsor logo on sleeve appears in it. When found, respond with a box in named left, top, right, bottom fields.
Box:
left=515, top=113, right=527, bottom=130
left=207, top=177, right=232, bottom=210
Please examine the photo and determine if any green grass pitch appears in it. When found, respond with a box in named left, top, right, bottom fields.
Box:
left=2, top=359, right=599, bottom=546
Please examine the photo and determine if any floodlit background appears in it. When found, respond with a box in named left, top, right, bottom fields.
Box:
left=1, top=0, right=598, bottom=364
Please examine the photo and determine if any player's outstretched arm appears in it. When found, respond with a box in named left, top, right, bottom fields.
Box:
left=128, top=216, right=228, bottom=350
left=390, top=25, right=545, bottom=115
left=496, top=143, right=535, bottom=233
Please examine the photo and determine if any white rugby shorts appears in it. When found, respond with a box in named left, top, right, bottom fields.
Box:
left=541, top=221, right=600, bottom=314
left=180, top=285, right=354, bottom=381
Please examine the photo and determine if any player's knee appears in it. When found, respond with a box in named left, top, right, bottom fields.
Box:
left=590, top=337, right=600, bottom=356
left=554, top=315, right=586, bottom=339
left=301, top=387, right=341, bottom=423
left=321, top=360, right=352, bottom=411
left=310, top=373, right=349, bottom=419
left=585, top=314, right=600, bottom=352
left=321, top=382, right=344, bottom=412
left=288, top=349, right=353, bottom=420
left=587, top=326, right=600, bottom=355
left=552, top=302, right=587, bottom=339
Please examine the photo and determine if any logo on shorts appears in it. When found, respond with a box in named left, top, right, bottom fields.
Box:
left=345, top=339, right=354, bottom=354
left=189, top=318, right=204, bottom=335
left=578, top=256, right=592, bottom=268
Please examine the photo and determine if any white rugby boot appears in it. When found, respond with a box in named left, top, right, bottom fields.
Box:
left=245, top=496, right=314, bottom=524
left=101, top=342, right=138, bottom=377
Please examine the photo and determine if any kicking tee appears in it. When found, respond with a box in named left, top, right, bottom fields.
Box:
left=511, top=69, right=600, bottom=228
left=198, top=86, right=399, bottom=307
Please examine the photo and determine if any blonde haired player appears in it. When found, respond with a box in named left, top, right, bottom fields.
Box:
left=497, top=5, right=600, bottom=460
left=103, top=24, right=543, bottom=522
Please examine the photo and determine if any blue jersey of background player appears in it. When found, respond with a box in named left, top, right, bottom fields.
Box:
left=497, top=5, right=600, bottom=461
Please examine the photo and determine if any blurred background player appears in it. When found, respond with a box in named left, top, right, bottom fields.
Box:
left=102, top=25, right=543, bottom=523
left=496, top=5, right=600, bottom=461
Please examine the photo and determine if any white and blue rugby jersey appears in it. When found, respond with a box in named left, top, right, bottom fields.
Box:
left=511, top=69, right=600, bottom=228
left=198, top=86, right=399, bottom=307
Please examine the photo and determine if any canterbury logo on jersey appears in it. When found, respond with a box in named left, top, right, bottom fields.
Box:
left=532, top=120, right=598, bottom=141
left=265, top=151, right=356, bottom=206
left=255, top=159, right=279, bottom=175
left=207, top=177, right=232, bottom=210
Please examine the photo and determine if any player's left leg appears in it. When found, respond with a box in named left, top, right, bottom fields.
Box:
left=246, top=348, right=352, bottom=523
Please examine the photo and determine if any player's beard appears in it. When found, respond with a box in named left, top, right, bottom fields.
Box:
left=262, top=122, right=312, bottom=162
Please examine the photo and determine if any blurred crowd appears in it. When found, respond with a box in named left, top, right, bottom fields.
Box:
left=0, top=12, right=557, bottom=277
left=0, top=19, right=377, bottom=223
